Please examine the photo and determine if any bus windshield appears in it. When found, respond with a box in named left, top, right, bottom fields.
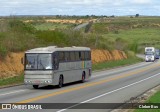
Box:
left=145, top=52, right=154, bottom=55
left=25, top=54, right=52, bottom=70
left=156, top=52, right=159, bottom=55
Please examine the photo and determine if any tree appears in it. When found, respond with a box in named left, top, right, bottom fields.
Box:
left=85, top=21, right=93, bottom=33
left=110, top=15, right=115, bottom=18
left=135, top=14, right=139, bottom=17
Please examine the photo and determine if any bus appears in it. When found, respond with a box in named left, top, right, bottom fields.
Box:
left=155, top=49, right=159, bottom=59
left=22, top=46, right=92, bottom=89
left=145, top=47, right=155, bottom=62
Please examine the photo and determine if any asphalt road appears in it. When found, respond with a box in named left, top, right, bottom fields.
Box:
left=73, top=23, right=89, bottom=30
left=0, top=59, right=160, bottom=112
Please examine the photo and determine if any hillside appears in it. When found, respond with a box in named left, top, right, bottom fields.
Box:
left=91, top=16, right=160, bottom=53
left=1, top=16, right=160, bottom=58
left=0, top=50, right=127, bottom=79
left=0, top=16, right=160, bottom=78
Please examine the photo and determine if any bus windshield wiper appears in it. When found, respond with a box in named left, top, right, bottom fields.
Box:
left=39, top=60, right=45, bottom=69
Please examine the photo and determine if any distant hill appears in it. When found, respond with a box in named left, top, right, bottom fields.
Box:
left=1, top=16, right=160, bottom=58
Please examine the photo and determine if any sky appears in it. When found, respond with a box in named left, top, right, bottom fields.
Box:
left=0, top=0, right=160, bottom=16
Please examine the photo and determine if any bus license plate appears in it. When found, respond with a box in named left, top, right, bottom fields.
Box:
left=34, top=80, right=40, bottom=83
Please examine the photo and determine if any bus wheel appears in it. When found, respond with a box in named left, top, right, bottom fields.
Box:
left=81, top=72, right=85, bottom=83
left=33, top=85, right=39, bottom=89
left=58, top=75, right=63, bottom=88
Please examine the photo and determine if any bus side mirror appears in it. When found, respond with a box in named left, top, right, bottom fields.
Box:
left=21, top=57, right=24, bottom=65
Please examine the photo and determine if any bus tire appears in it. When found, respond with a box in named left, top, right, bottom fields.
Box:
left=58, top=75, right=63, bottom=88
left=33, top=85, right=39, bottom=89
left=81, top=72, right=85, bottom=83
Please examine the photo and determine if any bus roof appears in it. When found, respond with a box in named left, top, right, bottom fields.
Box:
left=25, top=46, right=91, bottom=53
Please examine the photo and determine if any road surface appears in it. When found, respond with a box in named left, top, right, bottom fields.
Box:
left=73, top=23, right=89, bottom=30
left=0, top=59, right=160, bottom=112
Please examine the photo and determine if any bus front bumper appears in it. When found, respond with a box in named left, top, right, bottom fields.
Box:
left=24, top=79, right=53, bottom=85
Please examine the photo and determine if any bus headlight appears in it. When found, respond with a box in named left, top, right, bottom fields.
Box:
left=25, top=80, right=31, bottom=83
left=44, top=80, right=51, bottom=83
left=48, top=80, right=51, bottom=83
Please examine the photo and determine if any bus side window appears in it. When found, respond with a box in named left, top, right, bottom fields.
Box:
left=85, top=51, right=88, bottom=60
left=59, top=52, right=65, bottom=62
left=53, top=52, right=59, bottom=70
left=81, top=51, right=85, bottom=61
left=79, top=51, right=82, bottom=60
left=65, top=52, right=70, bottom=62
left=75, top=52, right=80, bottom=61
left=70, top=52, right=75, bottom=61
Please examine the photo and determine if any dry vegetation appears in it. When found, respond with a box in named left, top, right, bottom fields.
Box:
left=1, top=16, right=160, bottom=78
left=0, top=50, right=127, bottom=79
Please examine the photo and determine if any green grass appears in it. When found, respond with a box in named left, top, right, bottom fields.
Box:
left=92, top=57, right=143, bottom=71
left=34, top=23, right=74, bottom=30
left=134, top=91, right=160, bottom=112
left=92, top=16, right=160, bottom=53
left=147, top=91, right=160, bottom=103
left=0, top=75, right=24, bottom=87
left=105, top=28, right=160, bottom=42
left=102, top=28, right=160, bottom=53
left=134, top=108, right=160, bottom=112
left=1, top=16, right=160, bottom=57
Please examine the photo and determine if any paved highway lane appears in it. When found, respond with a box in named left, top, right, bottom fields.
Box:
left=0, top=60, right=160, bottom=112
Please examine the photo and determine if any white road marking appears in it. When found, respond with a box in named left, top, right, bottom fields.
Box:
left=57, top=72, right=160, bottom=112
left=0, top=89, right=27, bottom=96
left=0, top=62, right=152, bottom=97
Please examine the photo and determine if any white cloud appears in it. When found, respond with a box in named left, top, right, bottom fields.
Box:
left=65, top=0, right=105, bottom=5
left=130, top=0, right=152, bottom=4
left=0, top=0, right=159, bottom=16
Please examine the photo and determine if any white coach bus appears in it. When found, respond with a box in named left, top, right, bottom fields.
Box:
left=22, top=46, right=92, bottom=89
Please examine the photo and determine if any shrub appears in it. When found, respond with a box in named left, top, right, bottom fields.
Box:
left=85, top=21, right=93, bottom=33
left=129, top=42, right=138, bottom=53
left=8, top=19, right=35, bottom=33
left=0, top=45, right=8, bottom=59
left=126, top=50, right=135, bottom=58
left=36, top=30, right=68, bottom=46
left=115, top=38, right=128, bottom=51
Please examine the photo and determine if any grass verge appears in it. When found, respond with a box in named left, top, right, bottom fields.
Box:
left=0, top=75, right=24, bottom=87
left=147, top=91, right=160, bottom=103
left=134, top=91, right=160, bottom=112
left=0, top=57, right=143, bottom=87
left=92, top=57, right=143, bottom=71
